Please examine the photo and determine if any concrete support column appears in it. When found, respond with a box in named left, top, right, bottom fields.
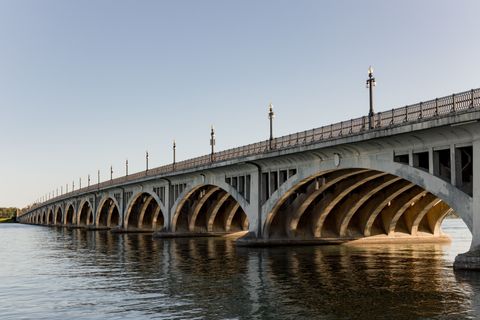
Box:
left=251, top=169, right=261, bottom=237
left=454, top=138, right=480, bottom=269
left=428, top=148, right=434, bottom=175
left=471, top=139, right=480, bottom=249
left=164, top=188, right=172, bottom=232
left=120, top=189, right=126, bottom=229
left=408, top=150, right=414, bottom=167
left=450, top=144, right=457, bottom=186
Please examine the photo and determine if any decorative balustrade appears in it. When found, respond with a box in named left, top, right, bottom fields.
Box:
left=23, top=88, right=480, bottom=214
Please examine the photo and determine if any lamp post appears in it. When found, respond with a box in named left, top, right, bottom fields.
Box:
left=146, top=151, right=149, bottom=172
left=88, top=174, right=90, bottom=187
left=97, top=170, right=100, bottom=185
left=366, top=66, right=376, bottom=129
left=126, top=159, right=129, bottom=176
left=79, top=177, right=81, bottom=189
left=268, top=103, right=275, bottom=149
left=173, top=140, right=176, bottom=170
left=210, top=125, right=216, bottom=162
left=110, top=166, right=113, bottom=180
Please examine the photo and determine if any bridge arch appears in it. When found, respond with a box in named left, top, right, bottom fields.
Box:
left=77, top=200, right=94, bottom=227
left=54, top=206, right=63, bottom=225
left=41, top=210, right=46, bottom=224
left=172, top=184, right=249, bottom=233
left=263, top=154, right=472, bottom=240
left=124, top=192, right=164, bottom=231
left=47, top=209, right=54, bottom=225
left=96, top=197, right=121, bottom=228
left=64, top=203, right=75, bottom=225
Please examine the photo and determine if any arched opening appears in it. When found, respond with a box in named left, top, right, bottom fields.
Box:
left=47, top=209, right=54, bottom=225
left=173, top=185, right=249, bottom=233
left=55, top=207, right=63, bottom=225
left=65, top=205, right=75, bottom=225
left=125, top=193, right=164, bottom=231
left=41, top=212, right=46, bottom=224
left=97, top=198, right=121, bottom=228
left=265, top=168, right=455, bottom=241
left=77, top=201, right=94, bottom=227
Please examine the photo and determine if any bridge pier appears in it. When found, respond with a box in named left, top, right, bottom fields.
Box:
left=454, top=139, right=480, bottom=270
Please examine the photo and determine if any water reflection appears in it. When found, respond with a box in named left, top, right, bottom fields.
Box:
left=0, top=220, right=478, bottom=319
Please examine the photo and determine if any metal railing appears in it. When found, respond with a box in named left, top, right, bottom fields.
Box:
left=21, top=88, right=480, bottom=216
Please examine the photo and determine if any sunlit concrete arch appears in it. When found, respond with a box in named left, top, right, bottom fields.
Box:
left=124, top=189, right=166, bottom=224
left=95, top=196, right=121, bottom=228
left=64, top=203, right=76, bottom=225
left=263, top=151, right=472, bottom=240
left=171, top=181, right=249, bottom=233
left=76, top=199, right=94, bottom=226
left=54, top=206, right=63, bottom=225
left=170, top=174, right=253, bottom=232
left=47, top=208, right=54, bottom=225
left=124, top=191, right=164, bottom=231
left=41, top=210, right=47, bottom=224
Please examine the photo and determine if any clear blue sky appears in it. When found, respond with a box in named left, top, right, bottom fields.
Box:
left=1, top=0, right=479, bottom=207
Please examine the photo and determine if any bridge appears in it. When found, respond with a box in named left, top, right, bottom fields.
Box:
left=18, top=87, right=480, bottom=270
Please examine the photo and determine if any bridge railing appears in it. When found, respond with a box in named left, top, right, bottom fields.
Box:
left=24, top=88, right=480, bottom=215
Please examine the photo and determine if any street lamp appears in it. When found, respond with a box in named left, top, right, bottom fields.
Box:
left=88, top=174, right=90, bottom=187
left=268, top=103, right=275, bottom=149
left=366, top=66, right=376, bottom=129
left=110, top=165, right=113, bottom=180
left=126, top=159, right=129, bottom=176
left=173, top=140, right=176, bottom=170
left=146, top=151, right=149, bottom=172
left=210, top=125, right=216, bottom=162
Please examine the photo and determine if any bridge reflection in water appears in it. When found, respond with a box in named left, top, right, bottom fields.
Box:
left=18, top=219, right=472, bottom=319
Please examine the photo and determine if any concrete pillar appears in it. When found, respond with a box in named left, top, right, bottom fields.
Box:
left=428, top=147, right=434, bottom=175
left=120, top=190, right=126, bottom=229
left=454, top=139, right=480, bottom=269
left=164, top=184, right=172, bottom=232
left=450, top=144, right=457, bottom=186
left=408, top=150, right=414, bottom=167
left=455, top=146, right=463, bottom=187
left=250, top=169, right=261, bottom=237
left=471, top=139, right=480, bottom=249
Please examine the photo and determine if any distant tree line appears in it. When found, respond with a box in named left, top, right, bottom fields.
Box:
left=0, top=207, right=17, bottom=218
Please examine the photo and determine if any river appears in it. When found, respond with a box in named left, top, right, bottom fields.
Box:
left=0, top=219, right=479, bottom=319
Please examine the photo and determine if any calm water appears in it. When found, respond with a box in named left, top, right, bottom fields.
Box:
left=1, top=219, right=479, bottom=319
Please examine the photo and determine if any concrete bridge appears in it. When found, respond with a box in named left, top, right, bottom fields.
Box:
left=18, top=88, right=480, bottom=269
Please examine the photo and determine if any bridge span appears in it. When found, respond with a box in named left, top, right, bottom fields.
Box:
left=18, top=88, right=480, bottom=270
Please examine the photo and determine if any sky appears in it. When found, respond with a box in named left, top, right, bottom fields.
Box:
left=0, top=0, right=479, bottom=207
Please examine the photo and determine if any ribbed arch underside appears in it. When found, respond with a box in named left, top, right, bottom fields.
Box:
left=174, top=185, right=249, bottom=233
left=65, top=205, right=75, bottom=225
left=54, top=208, right=62, bottom=225
left=125, top=193, right=164, bottom=231
left=267, top=168, right=453, bottom=240
left=77, top=202, right=94, bottom=226
left=47, top=210, right=54, bottom=225
left=97, top=198, right=120, bottom=228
